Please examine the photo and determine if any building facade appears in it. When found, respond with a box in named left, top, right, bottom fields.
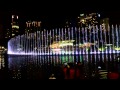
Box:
left=5, top=15, right=19, bottom=39
left=25, top=21, right=41, bottom=33
left=77, top=13, right=101, bottom=28
left=11, top=15, right=19, bottom=37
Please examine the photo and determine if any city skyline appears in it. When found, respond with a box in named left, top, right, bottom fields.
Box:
left=1, top=4, right=120, bottom=80
left=2, top=10, right=120, bottom=28
left=0, top=10, right=120, bottom=44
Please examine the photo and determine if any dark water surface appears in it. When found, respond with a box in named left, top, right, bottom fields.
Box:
left=0, top=53, right=120, bottom=79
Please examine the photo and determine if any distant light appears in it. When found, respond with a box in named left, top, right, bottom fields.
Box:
left=80, top=14, right=84, bottom=16
left=17, top=16, right=18, bottom=19
left=98, top=66, right=101, bottom=69
left=98, top=14, right=100, bottom=17
left=12, top=25, right=19, bottom=29
left=12, top=34, right=15, bottom=36
left=12, top=15, right=14, bottom=18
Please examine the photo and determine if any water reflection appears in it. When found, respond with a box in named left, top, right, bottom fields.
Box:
left=0, top=54, right=5, bottom=79
left=7, top=54, right=120, bottom=79
left=0, top=54, right=5, bottom=69
left=8, top=55, right=75, bottom=69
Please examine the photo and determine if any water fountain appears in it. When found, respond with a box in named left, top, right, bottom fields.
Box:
left=7, top=24, right=120, bottom=79
left=8, top=25, right=120, bottom=55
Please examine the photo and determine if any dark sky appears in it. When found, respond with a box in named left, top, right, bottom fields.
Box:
left=19, top=10, right=120, bottom=28
left=2, top=3, right=120, bottom=29
left=0, top=1, right=120, bottom=35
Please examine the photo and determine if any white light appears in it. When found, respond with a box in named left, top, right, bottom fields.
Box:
left=17, top=16, right=18, bottom=19
left=80, top=14, right=84, bottom=16
left=12, top=15, right=14, bottom=18
left=12, top=25, right=19, bottom=29
left=98, top=14, right=100, bottom=17
left=98, top=66, right=101, bottom=69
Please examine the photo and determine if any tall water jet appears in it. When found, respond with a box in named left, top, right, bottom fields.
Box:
left=7, top=25, right=120, bottom=55
left=112, top=25, right=115, bottom=53
left=115, top=25, right=119, bottom=53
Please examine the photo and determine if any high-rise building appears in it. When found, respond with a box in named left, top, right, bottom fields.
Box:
left=25, top=21, right=41, bottom=33
left=5, top=29, right=11, bottom=39
left=77, top=13, right=101, bottom=28
left=5, top=15, right=19, bottom=39
left=11, top=15, right=19, bottom=37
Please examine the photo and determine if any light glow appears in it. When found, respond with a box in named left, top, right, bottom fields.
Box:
left=12, top=25, right=19, bottom=29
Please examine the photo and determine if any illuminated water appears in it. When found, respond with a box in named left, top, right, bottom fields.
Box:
left=0, top=53, right=120, bottom=79
left=8, top=25, right=120, bottom=55
left=3, top=25, right=120, bottom=79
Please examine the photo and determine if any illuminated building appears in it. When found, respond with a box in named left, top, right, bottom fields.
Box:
left=25, top=21, right=41, bottom=33
left=77, top=13, right=101, bottom=28
left=0, top=46, right=7, bottom=54
left=11, top=15, right=19, bottom=37
left=5, top=29, right=11, bottom=39
left=5, top=14, right=19, bottom=42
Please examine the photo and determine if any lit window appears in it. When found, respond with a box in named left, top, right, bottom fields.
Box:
left=12, top=34, right=15, bottom=36
left=12, top=25, right=19, bottom=29
left=80, top=14, right=84, bottom=16
left=12, top=15, right=14, bottom=18
left=98, top=14, right=100, bottom=17
left=17, top=16, right=18, bottom=19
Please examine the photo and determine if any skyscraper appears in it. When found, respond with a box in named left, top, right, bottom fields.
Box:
left=11, top=15, right=19, bottom=37
left=5, top=15, right=19, bottom=39
left=5, top=29, right=11, bottom=39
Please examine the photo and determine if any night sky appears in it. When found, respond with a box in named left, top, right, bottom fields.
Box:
left=19, top=10, right=120, bottom=29
left=2, top=3, right=120, bottom=29
left=0, top=1, right=120, bottom=46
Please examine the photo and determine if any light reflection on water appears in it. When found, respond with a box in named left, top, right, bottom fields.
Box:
left=0, top=54, right=6, bottom=79
left=6, top=53, right=120, bottom=79
left=0, top=54, right=5, bottom=69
